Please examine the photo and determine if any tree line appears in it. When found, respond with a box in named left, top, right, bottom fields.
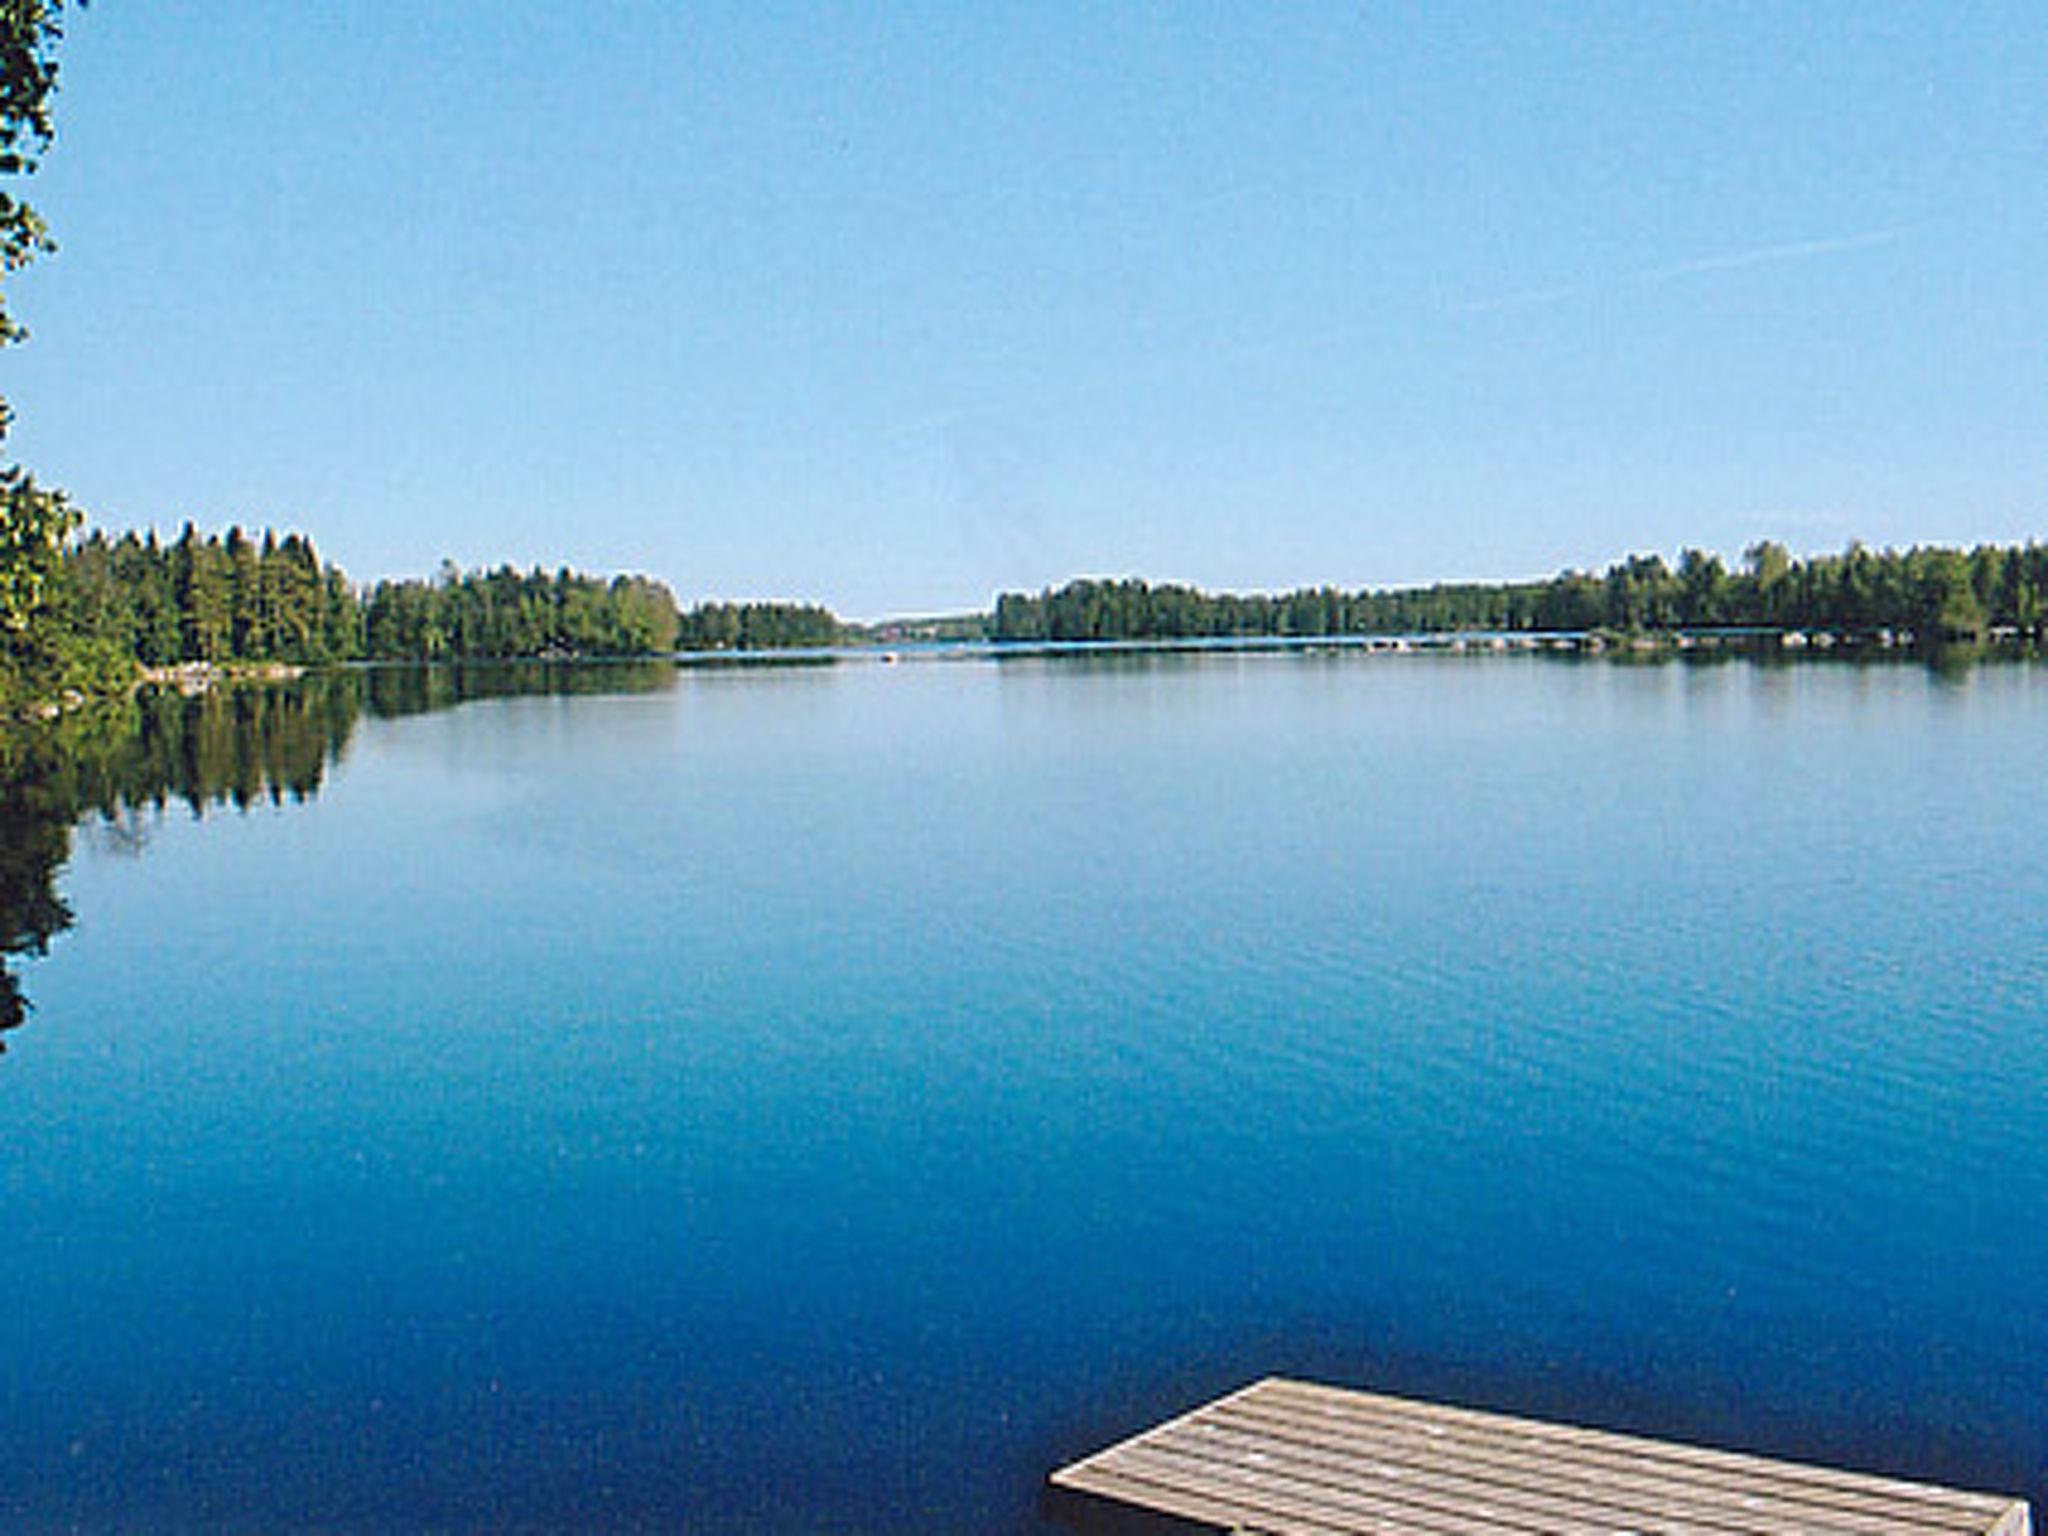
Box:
left=361, top=562, right=683, bottom=660
left=0, top=522, right=861, bottom=712
left=65, top=525, right=361, bottom=670
left=343, top=559, right=843, bottom=658
left=992, top=540, right=2048, bottom=645
left=675, top=600, right=843, bottom=651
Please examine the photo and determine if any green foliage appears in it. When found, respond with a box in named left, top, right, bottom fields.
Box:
left=0, top=465, right=75, bottom=632
left=0, top=469, right=80, bottom=710
left=1673, top=549, right=1726, bottom=625
left=357, top=565, right=852, bottom=660
left=0, top=0, right=76, bottom=712
left=991, top=540, right=2048, bottom=646
left=0, top=0, right=67, bottom=355
left=52, top=528, right=690, bottom=672
left=53, top=523, right=355, bottom=673
left=45, top=535, right=703, bottom=676
left=675, top=600, right=843, bottom=651
left=361, top=564, right=687, bottom=660
left=1913, top=548, right=1986, bottom=639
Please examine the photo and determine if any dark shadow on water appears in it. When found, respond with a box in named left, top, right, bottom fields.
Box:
left=364, top=657, right=680, bottom=715
left=0, top=661, right=679, bottom=1051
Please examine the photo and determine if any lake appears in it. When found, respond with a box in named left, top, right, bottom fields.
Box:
left=5, top=651, right=2045, bottom=1531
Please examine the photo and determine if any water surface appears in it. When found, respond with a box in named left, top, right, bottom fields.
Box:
left=5, top=653, right=2045, bottom=1530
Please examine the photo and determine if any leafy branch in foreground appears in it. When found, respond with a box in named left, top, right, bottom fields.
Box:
left=0, top=0, right=67, bottom=354
left=0, top=466, right=74, bottom=636
left=0, top=2, right=78, bottom=713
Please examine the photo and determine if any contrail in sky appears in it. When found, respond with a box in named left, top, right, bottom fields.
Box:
left=1634, top=224, right=1917, bottom=282
left=795, top=222, right=1923, bottom=459
left=1462, top=223, right=1918, bottom=313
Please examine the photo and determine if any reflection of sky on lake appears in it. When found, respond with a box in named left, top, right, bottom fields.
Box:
left=8, top=654, right=2047, bottom=1531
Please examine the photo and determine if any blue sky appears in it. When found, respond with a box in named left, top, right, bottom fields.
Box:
left=9, top=2, right=2045, bottom=616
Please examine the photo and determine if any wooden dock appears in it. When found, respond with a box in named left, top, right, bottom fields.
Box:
left=1045, top=1377, right=2033, bottom=1535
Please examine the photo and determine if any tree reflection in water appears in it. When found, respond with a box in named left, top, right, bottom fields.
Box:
left=0, top=661, right=678, bottom=1049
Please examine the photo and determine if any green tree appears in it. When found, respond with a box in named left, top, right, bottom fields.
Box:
left=224, top=524, right=262, bottom=658
left=1912, top=547, right=1985, bottom=640
left=612, top=576, right=681, bottom=654
left=1675, top=548, right=1728, bottom=626
left=174, top=524, right=232, bottom=662
left=0, top=1, right=67, bottom=358
left=1742, top=540, right=1792, bottom=626
left=0, top=466, right=73, bottom=637
left=0, top=2, right=79, bottom=708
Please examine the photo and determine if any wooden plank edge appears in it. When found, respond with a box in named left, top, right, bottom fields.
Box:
left=1257, top=1379, right=2025, bottom=1520
left=1124, top=1416, right=1933, bottom=1536
left=1051, top=1378, right=2034, bottom=1536
left=1051, top=1379, right=1283, bottom=1494
left=1208, top=1395, right=1987, bottom=1534
left=1051, top=1455, right=1528, bottom=1536
left=1042, top=1472, right=1241, bottom=1536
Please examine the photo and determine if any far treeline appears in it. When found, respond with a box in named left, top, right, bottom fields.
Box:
left=992, top=541, right=2047, bottom=644
left=362, top=560, right=842, bottom=658
left=9, top=525, right=2048, bottom=721
left=10, top=524, right=844, bottom=705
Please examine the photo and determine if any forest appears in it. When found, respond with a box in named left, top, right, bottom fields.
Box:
left=991, top=540, right=2047, bottom=645
left=0, top=523, right=851, bottom=714
left=9, top=525, right=2048, bottom=720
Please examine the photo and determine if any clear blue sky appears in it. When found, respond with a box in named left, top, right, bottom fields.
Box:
left=9, top=2, right=2045, bottom=617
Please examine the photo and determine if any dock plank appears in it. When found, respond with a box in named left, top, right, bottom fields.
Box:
left=1209, top=1397, right=1983, bottom=1532
left=1124, top=1421, right=1920, bottom=1536
left=1047, top=1378, right=2033, bottom=1536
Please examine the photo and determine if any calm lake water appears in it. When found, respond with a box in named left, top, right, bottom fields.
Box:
left=5, top=651, right=2046, bottom=1531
